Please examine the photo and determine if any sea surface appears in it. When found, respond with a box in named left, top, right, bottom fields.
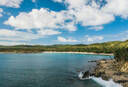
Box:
left=0, top=53, right=122, bottom=87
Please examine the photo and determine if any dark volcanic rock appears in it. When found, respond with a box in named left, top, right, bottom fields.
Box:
left=82, top=71, right=90, bottom=78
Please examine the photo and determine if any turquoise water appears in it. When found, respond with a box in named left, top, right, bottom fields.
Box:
left=0, top=53, right=113, bottom=87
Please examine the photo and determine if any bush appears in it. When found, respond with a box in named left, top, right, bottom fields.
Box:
left=114, top=47, right=128, bottom=62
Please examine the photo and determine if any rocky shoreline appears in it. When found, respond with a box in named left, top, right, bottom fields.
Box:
left=92, top=59, right=128, bottom=87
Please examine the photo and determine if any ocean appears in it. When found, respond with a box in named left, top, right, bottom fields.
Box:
left=0, top=53, right=122, bottom=87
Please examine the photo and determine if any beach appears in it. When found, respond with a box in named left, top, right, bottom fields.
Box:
left=42, top=51, right=113, bottom=56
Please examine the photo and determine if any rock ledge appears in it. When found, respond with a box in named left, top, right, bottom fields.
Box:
left=93, top=59, right=128, bottom=87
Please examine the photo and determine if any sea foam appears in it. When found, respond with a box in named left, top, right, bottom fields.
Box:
left=91, top=77, right=123, bottom=87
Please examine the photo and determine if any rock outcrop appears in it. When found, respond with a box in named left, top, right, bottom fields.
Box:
left=82, top=71, right=90, bottom=78
left=121, top=62, right=128, bottom=73
left=93, top=59, right=128, bottom=87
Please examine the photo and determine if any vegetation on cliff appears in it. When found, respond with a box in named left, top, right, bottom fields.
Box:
left=114, top=47, right=128, bottom=62
left=114, top=47, right=128, bottom=73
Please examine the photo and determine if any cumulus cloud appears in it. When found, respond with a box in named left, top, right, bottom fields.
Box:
left=4, top=0, right=117, bottom=33
left=70, top=6, right=114, bottom=26
left=0, top=0, right=23, bottom=8
left=6, top=0, right=128, bottom=34
left=37, top=29, right=61, bottom=36
left=57, top=36, right=78, bottom=42
left=85, top=35, right=104, bottom=42
left=64, top=0, right=88, bottom=8
left=4, top=0, right=128, bottom=31
left=54, top=0, right=128, bottom=27
left=4, top=8, right=75, bottom=31
left=63, top=0, right=115, bottom=26
left=3, top=0, right=128, bottom=44
left=0, top=29, right=39, bottom=41
left=102, top=0, right=128, bottom=19
left=89, top=26, right=103, bottom=31
left=0, top=29, right=60, bottom=41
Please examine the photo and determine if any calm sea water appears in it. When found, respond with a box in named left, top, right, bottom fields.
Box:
left=0, top=53, right=113, bottom=87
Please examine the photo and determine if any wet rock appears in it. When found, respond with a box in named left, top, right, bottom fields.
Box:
left=116, top=80, right=128, bottom=83
left=82, top=71, right=90, bottom=78
left=92, top=59, right=128, bottom=87
left=88, top=60, right=98, bottom=62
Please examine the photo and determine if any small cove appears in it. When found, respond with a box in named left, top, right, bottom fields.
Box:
left=0, top=53, right=121, bottom=87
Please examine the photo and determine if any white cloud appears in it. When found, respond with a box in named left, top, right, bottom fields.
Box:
left=4, top=8, right=75, bottom=31
left=5, top=0, right=128, bottom=33
left=64, top=0, right=88, bottom=8
left=0, top=29, right=60, bottom=41
left=108, top=31, right=128, bottom=41
left=4, top=0, right=117, bottom=33
left=6, top=0, right=126, bottom=33
left=32, top=0, right=36, bottom=3
left=60, top=22, right=77, bottom=31
left=54, top=0, right=115, bottom=27
left=57, top=35, right=104, bottom=43
left=57, top=36, right=78, bottom=42
left=118, top=31, right=128, bottom=41
left=0, top=29, right=39, bottom=41
left=37, top=29, right=61, bottom=36
left=64, top=0, right=115, bottom=26
left=3, top=0, right=128, bottom=45
left=0, top=0, right=23, bottom=8
left=0, top=41, right=26, bottom=46
left=82, top=31, right=128, bottom=43
left=69, top=6, right=114, bottom=26
left=53, top=0, right=63, bottom=3
left=85, top=35, right=104, bottom=42
left=102, top=0, right=128, bottom=19
left=53, top=0, right=128, bottom=27
left=89, top=26, right=103, bottom=31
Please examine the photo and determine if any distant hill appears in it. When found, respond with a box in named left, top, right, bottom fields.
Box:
left=0, top=40, right=128, bottom=53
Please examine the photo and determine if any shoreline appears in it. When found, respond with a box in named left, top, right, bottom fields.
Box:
left=93, top=59, right=128, bottom=87
left=0, top=51, right=113, bottom=56
left=42, top=51, right=113, bottom=56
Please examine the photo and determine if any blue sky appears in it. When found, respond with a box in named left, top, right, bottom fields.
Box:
left=0, top=0, right=128, bottom=45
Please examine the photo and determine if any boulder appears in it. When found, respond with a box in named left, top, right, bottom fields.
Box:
left=82, top=71, right=90, bottom=78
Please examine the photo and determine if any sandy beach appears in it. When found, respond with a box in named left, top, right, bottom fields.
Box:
left=42, top=51, right=113, bottom=56
left=0, top=51, right=113, bottom=56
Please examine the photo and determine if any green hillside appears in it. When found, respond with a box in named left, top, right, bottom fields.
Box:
left=0, top=40, right=127, bottom=53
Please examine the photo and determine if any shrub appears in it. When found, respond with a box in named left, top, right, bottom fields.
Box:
left=114, top=47, right=128, bottom=62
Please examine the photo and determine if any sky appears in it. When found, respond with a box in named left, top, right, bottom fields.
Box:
left=0, top=0, right=128, bottom=45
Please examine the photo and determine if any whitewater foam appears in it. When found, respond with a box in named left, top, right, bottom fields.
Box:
left=78, top=72, right=90, bottom=80
left=91, top=76, right=123, bottom=87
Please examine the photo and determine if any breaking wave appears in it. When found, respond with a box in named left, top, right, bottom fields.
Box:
left=91, top=77, right=123, bottom=87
